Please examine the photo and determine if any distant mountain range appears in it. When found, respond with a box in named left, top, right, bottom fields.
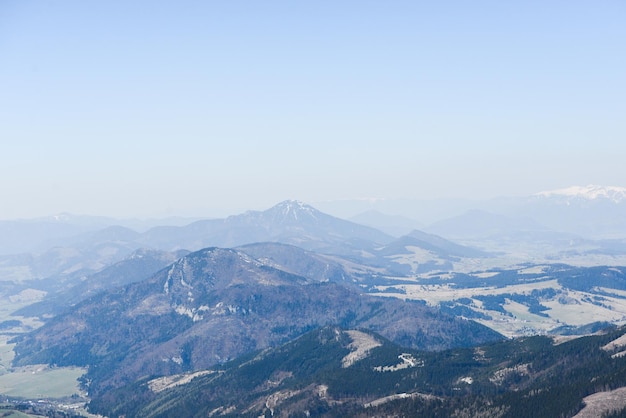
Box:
left=0, top=214, right=204, bottom=255
left=2, top=186, right=626, bottom=260
left=535, top=184, right=626, bottom=202
left=320, top=185, right=626, bottom=240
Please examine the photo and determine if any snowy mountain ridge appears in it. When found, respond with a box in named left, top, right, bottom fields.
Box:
left=535, top=185, right=626, bottom=203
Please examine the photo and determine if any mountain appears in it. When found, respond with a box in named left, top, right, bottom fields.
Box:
left=11, top=247, right=502, bottom=404
left=69, top=224, right=141, bottom=243
left=425, top=209, right=551, bottom=240
left=352, top=229, right=491, bottom=276
left=236, top=242, right=351, bottom=284
left=0, top=214, right=184, bottom=256
left=13, top=248, right=187, bottom=317
left=313, top=197, right=480, bottom=226
left=236, top=242, right=418, bottom=286
left=349, top=210, right=423, bottom=237
left=0, top=219, right=89, bottom=256
left=0, top=235, right=141, bottom=286
left=506, top=185, right=626, bottom=239
left=387, top=230, right=490, bottom=259
left=138, top=200, right=394, bottom=253
left=88, top=324, right=626, bottom=418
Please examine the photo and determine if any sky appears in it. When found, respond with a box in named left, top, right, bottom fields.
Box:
left=1, top=1, right=625, bottom=219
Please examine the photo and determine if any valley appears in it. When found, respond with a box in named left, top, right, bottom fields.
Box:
left=368, top=265, right=626, bottom=337
left=0, top=290, right=90, bottom=416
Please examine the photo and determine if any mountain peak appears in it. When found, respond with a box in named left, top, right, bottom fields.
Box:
left=267, top=200, right=320, bottom=221
left=535, top=185, right=626, bottom=203
left=274, top=199, right=316, bottom=211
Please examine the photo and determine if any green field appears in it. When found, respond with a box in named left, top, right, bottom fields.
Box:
left=0, top=293, right=85, bottom=401
left=0, top=408, right=45, bottom=418
left=0, top=365, right=85, bottom=399
left=0, top=339, right=15, bottom=376
left=0, top=412, right=42, bottom=418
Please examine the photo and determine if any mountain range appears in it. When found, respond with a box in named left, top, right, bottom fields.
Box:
left=2, top=187, right=624, bottom=294
left=3, top=191, right=626, bottom=416
left=12, top=247, right=501, bottom=405
left=4, top=198, right=626, bottom=335
left=4, top=185, right=626, bottom=254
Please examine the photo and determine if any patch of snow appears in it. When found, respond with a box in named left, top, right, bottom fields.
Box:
left=266, top=389, right=301, bottom=415
left=612, top=350, right=626, bottom=359
left=164, top=263, right=179, bottom=294
left=602, top=333, right=626, bottom=352
left=148, top=370, right=214, bottom=393
left=573, top=387, right=626, bottom=418
left=517, top=266, right=548, bottom=275
left=276, top=200, right=318, bottom=221
left=180, top=275, right=192, bottom=289
left=341, top=330, right=382, bottom=368
left=174, top=305, right=204, bottom=322
left=551, top=335, right=582, bottom=346
left=9, top=289, right=47, bottom=303
left=374, top=353, right=423, bottom=372
left=364, top=392, right=439, bottom=408
left=490, top=363, right=530, bottom=385
left=473, top=272, right=500, bottom=279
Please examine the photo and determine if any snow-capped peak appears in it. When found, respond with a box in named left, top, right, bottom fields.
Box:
left=274, top=200, right=314, bottom=213
left=272, top=200, right=318, bottom=220
left=535, top=185, right=626, bottom=203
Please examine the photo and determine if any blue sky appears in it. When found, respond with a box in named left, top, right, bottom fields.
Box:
left=1, top=1, right=624, bottom=219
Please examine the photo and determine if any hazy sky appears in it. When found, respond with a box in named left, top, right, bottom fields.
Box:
left=1, top=1, right=624, bottom=219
